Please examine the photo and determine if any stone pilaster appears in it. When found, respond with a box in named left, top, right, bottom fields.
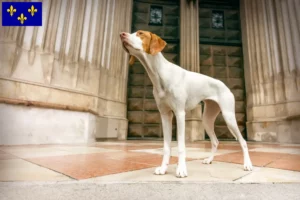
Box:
left=240, top=0, right=300, bottom=143
left=180, top=0, right=200, bottom=72
left=0, top=0, right=132, bottom=144
left=180, top=0, right=204, bottom=142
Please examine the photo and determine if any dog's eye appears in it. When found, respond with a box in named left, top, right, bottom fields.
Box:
left=138, top=32, right=143, bottom=35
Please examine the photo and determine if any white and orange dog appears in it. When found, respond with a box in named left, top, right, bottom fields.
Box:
left=120, top=30, right=253, bottom=178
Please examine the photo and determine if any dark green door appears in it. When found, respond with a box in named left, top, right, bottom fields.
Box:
left=199, top=0, right=247, bottom=140
left=127, top=0, right=180, bottom=139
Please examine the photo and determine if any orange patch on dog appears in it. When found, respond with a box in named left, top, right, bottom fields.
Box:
left=128, top=30, right=167, bottom=65
left=136, top=30, right=167, bottom=55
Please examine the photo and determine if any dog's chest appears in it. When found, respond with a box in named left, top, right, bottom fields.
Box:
left=155, top=86, right=185, bottom=105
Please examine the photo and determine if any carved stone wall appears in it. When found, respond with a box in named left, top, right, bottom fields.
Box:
left=241, top=0, right=300, bottom=143
left=0, top=0, right=133, bottom=144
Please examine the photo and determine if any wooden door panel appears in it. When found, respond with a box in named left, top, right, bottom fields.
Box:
left=199, top=0, right=246, bottom=140
left=199, top=45, right=246, bottom=139
left=128, top=0, right=179, bottom=139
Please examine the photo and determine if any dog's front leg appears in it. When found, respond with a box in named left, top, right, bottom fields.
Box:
left=154, top=111, right=173, bottom=175
left=175, top=111, right=188, bottom=178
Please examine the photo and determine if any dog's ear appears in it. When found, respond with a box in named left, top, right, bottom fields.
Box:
left=129, top=55, right=135, bottom=65
left=149, top=33, right=167, bottom=55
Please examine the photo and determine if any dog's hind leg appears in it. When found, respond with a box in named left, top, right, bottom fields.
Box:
left=218, top=92, right=253, bottom=171
left=202, top=100, right=220, bottom=164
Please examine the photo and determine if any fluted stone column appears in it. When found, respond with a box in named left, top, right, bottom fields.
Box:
left=180, top=0, right=204, bottom=142
left=240, top=0, right=300, bottom=143
left=0, top=0, right=132, bottom=144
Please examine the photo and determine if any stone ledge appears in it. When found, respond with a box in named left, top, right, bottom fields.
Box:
left=0, top=103, right=128, bottom=145
left=0, top=103, right=97, bottom=145
left=0, top=97, right=99, bottom=116
left=0, top=78, right=127, bottom=118
left=247, top=118, right=300, bottom=143
left=248, top=114, right=300, bottom=123
left=0, top=76, right=126, bottom=104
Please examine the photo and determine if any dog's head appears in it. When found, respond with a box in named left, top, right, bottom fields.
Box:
left=119, top=30, right=167, bottom=65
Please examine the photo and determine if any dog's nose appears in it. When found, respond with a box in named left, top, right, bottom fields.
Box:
left=120, top=32, right=127, bottom=38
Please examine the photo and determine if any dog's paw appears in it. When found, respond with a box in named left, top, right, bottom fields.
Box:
left=154, top=165, right=168, bottom=175
left=243, top=159, right=253, bottom=171
left=202, top=156, right=213, bottom=164
left=176, top=163, right=188, bottom=178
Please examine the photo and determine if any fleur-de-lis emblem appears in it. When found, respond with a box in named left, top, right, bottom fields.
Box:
left=7, top=5, right=16, bottom=16
left=17, top=13, right=27, bottom=24
left=28, top=5, right=38, bottom=16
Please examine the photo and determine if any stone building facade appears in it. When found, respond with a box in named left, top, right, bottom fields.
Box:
left=0, top=0, right=299, bottom=145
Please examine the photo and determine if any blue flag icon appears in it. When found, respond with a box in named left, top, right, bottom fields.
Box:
left=2, top=2, right=42, bottom=26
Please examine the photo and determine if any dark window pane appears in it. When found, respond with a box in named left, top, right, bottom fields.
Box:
left=212, top=10, right=224, bottom=29
left=149, top=6, right=163, bottom=26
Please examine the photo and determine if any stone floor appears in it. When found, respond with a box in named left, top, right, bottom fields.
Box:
left=1, top=140, right=300, bottom=183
